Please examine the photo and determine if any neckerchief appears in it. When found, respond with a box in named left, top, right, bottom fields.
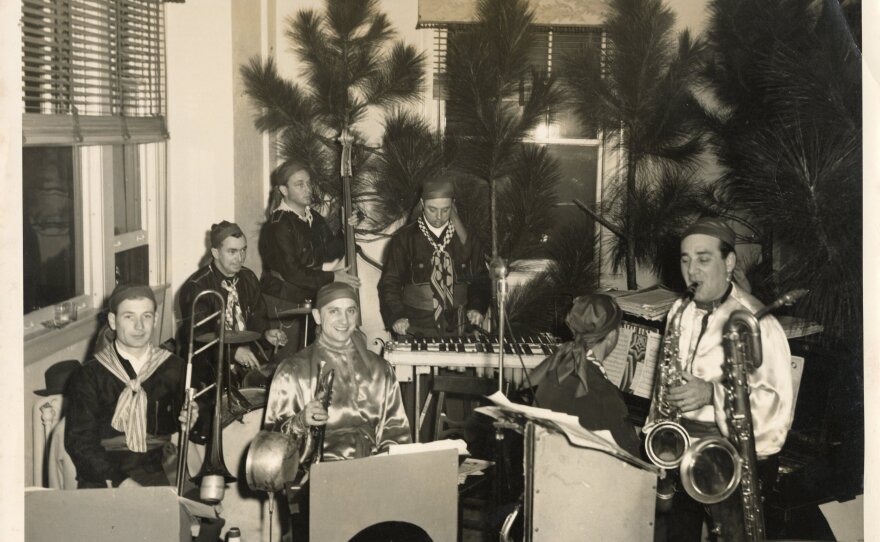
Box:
left=220, top=276, right=246, bottom=331
left=278, top=201, right=313, bottom=226
left=684, top=283, right=733, bottom=372
left=529, top=342, right=606, bottom=398
left=95, top=343, right=171, bottom=453
left=417, top=215, right=455, bottom=328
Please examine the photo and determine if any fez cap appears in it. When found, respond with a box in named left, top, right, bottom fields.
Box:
left=682, top=217, right=736, bottom=248
left=210, top=220, right=244, bottom=248
left=316, top=282, right=358, bottom=309
left=421, top=177, right=454, bottom=200
left=565, top=294, right=623, bottom=348
left=108, top=283, right=156, bottom=314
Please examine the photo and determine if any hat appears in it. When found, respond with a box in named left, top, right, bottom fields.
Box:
left=315, top=282, right=358, bottom=309
left=682, top=217, right=736, bottom=248
left=565, top=294, right=623, bottom=347
left=421, top=177, right=454, bottom=200
left=34, top=359, right=80, bottom=396
left=210, top=220, right=245, bottom=248
left=108, top=283, right=156, bottom=314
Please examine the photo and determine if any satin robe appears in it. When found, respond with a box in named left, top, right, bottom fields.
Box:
left=264, top=335, right=411, bottom=460
left=670, top=283, right=794, bottom=457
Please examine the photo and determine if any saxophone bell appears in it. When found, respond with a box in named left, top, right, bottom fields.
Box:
left=679, top=436, right=743, bottom=504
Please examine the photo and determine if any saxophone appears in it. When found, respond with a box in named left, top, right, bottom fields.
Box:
left=679, top=289, right=806, bottom=541
left=643, top=284, right=696, bottom=470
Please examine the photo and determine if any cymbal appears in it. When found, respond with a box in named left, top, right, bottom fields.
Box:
left=275, top=303, right=313, bottom=317
left=195, top=330, right=261, bottom=344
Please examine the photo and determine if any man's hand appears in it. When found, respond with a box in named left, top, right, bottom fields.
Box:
left=234, top=345, right=260, bottom=370
left=466, top=310, right=483, bottom=327
left=178, top=398, right=198, bottom=430
left=668, top=371, right=713, bottom=412
left=301, top=400, right=328, bottom=427
left=264, top=328, right=287, bottom=347
left=392, top=318, right=409, bottom=336
left=333, top=266, right=361, bottom=288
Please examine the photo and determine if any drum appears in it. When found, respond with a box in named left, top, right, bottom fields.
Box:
left=220, top=387, right=268, bottom=428
left=189, top=407, right=284, bottom=542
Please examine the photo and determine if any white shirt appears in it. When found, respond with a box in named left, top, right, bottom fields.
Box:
left=424, top=218, right=449, bottom=238
left=114, top=341, right=152, bottom=375
left=277, top=200, right=312, bottom=224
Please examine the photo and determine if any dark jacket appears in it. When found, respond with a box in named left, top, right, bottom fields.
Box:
left=64, top=347, right=202, bottom=487
left=178, top=262, right=269, bottom=350
left=259, top=209, right=345, bottom=304
left=378, top=221, right=490, bottom=335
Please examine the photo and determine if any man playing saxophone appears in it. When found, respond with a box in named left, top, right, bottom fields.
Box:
left=659, top=217, right=794, bottom=541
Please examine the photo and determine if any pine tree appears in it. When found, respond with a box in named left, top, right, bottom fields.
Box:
left=562, top=0, right=707, bottom=290
left=704, top=0, right=861, bottom=342
left=240, top=0, right=427, bottom=232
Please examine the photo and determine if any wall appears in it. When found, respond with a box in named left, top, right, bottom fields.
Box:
left=165, top=0, right=237, bottom=310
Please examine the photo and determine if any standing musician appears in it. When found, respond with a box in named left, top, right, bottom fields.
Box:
left=259, top=160, right=361, bottom=354
left=659, top=217, right=794, bottom=540
left=65, top=284, right=202, bottom=488
left=526, top=294, right=641, bottom=456
left=378, top=175, right=490, bottom=338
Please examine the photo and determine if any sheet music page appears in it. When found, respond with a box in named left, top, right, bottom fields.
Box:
left=602, top=323, right=662, bottom=399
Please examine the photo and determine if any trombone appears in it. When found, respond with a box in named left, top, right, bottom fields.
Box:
left=176, top=289, right=236, bottom=502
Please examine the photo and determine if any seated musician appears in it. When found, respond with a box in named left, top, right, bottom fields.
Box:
left=378, top=175, right=490, bottom=338
left=259, top=161, right=361, bottom=354
left=264, top=281, right=411, bottom=459
left=65, top=284, right=201, bottom=488
left=526, top=294, right=641, bottom=456
left=178, top=220, right=287, bottom=386
left=658, top=217, right=793, bottom=541
left=264, top=282, right=410, bottom=539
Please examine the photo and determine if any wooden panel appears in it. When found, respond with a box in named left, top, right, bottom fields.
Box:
left=525, top=424, right=656, bottom=541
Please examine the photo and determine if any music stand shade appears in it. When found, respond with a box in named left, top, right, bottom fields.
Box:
left=195, top=330, right=260, bottom=344
left=310, top=449, right=458, bottom=542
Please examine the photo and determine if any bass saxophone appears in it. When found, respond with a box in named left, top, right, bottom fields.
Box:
left=678, top=289, right=807, bottom=541
left=643, top=284, right=696, bottom=470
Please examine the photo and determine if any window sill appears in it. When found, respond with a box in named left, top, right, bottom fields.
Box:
left=24, top=308, right=103, bottom=366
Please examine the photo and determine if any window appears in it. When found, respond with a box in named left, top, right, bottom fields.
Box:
left=21, top=0, right=167, bottom=335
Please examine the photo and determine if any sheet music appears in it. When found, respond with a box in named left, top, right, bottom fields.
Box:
left=477, top=392, right=658, bottom=472
left=602, top=322, right=662, bottom=399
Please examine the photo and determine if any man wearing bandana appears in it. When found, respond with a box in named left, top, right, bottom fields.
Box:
left=265, top=282, right=411, bottom=539
left=656, top=217, right=794, bottom=541
left=526, top=294, right=641, bottom=456
left=178, top=221, right=287, bottom=378
left=378, top=176, right=490, bottom=337
left=65, top=284, right=202, bottom=488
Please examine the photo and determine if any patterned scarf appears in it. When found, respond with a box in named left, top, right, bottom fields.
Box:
left=95, top=343, right=171, bottom=453
left=417, top=215, right=455, bottom=328
left=220, top=277, right=246, bottom=331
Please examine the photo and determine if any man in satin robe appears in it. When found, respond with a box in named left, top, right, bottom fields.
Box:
left=378, top=176, right=490, bottom=337
left=265, top=282, right=410, bottom=539
left=656, top=217, right=794, bottom=541
left=265, top=282, right=410, bottom=459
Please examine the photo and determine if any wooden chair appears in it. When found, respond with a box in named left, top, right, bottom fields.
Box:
left=430, top=374, right=498, bottom=443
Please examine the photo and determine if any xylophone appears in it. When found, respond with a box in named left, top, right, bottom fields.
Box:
left=383, top=333, right=561, bottom=441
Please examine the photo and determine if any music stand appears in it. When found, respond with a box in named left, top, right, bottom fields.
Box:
left=309, top=449, right=459, bottom=541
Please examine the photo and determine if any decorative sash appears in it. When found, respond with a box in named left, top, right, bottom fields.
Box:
left=417, top=215, right=455, bottom=328
left=95, top=344, right=171, bottom=453
left=220, top=277, right=247, bottom=331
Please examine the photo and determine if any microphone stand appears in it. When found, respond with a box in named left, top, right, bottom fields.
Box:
left=490, top=256, right=509, bottom=393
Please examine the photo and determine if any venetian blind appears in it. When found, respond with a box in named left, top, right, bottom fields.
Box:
left=21, top=0, right=167, bottom=145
